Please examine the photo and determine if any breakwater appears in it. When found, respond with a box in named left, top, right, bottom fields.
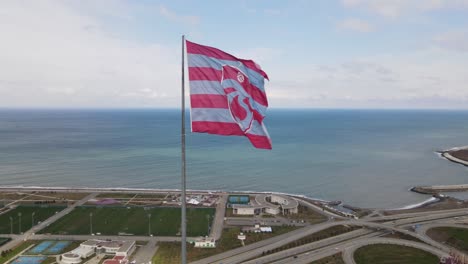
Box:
left=411, top=184, right=468, bottom=195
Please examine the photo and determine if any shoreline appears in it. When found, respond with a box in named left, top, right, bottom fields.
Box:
left=439, top=145, right=468, bottom=167
left=0, top=185, right=447, bottom=213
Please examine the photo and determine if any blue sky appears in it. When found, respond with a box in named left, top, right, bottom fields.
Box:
left=1, top=0, right=468, bottom=108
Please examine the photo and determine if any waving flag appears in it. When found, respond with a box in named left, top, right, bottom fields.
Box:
left=186, top=40, right=272, bottom=149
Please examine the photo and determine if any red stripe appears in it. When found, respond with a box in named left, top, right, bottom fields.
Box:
left=246, top=133, right=272, bottom=149
left=192, top=121, right=243, bottom=136
left=192, top=121, right=272, bottom=149
left=186, top=40, right=269, bottom=80
left=190, top=94, right=228, bottom=109
left=222, top=65, right=268, bottom=106
left=188, top=67, right=221, bottom=81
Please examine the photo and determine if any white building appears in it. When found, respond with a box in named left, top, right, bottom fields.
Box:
left=231, top=204, right=262, bottom=215
left=194, top=237, right=216, bottom=248
left=232, top=194, right=299, bottom=216
left=59, top=240, right=136, bottom=264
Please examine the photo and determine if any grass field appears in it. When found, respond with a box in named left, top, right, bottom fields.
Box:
left=0, top=241, right=35, bottom=264
left=427, top=226, right=468, bottom=253
left=40, top=206, right=214, bottom=236
left=310, top=253, right=344, bottom=264
left=354, top=244, right=439, bottom=264
left=152, top=226, right=298, bottom=263
left=0, top=206, right=65, bottom=234
left=285, top=205, right=327, bottom=224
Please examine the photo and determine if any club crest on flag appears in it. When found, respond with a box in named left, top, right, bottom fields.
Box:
left=221, top=65, right=259, bottom=133
left=186, top=39, right=272, bottom=149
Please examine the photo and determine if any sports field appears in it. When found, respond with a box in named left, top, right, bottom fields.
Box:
left=0, top=206, right=65, bottom=234
left=40, top=206, right=215, bottom=236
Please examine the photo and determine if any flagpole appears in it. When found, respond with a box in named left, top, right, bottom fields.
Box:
left=181, top=34, right=187, bottom=264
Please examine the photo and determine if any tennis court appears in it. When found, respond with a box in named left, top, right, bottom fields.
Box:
left=28, top=241, right=53, bottom=254
left=11, top=256, right=46, bottom=264
left=45, top=241, right=70, bottom=254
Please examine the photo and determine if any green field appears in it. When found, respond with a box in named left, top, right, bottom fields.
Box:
left=354, top=244, right=439, bottom=264
left=310, top=253, right=344, bottom=264
left=427, top=226, right=468, bottom=252
left=40, top=206, right=214, bottom=236
left=0, top=241, right=35, bottom=264
left=0, top=206, right=65, bottom=234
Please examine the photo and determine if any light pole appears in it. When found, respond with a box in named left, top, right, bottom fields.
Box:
left=89, top=212, right=93, bottom=234
left=18, top=212, right=22, bottom=234
left=9, top=217, right=13, bottom=234
left=206, top=214, right=210, bottom=234
left=147, top=213, right=151, bottom=236
left=32, top=212, right=36, bottom=228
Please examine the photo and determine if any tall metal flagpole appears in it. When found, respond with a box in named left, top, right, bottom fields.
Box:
left=181, top=34, right=187, bottom=264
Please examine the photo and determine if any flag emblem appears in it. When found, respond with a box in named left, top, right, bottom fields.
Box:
left=186, top=40, right=272, bottom=149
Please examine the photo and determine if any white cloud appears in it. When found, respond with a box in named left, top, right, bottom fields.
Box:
left=342, top=0, right=468, bottom=17
left=434, top=30, right=468, bottom=52
left=265, top=48, right=468, bottom=109
left=1, top=1, right=467, bottom=109
left=337, top=18, right=374, bottom=32
left=0, top=1, right=181, bottom=108
left=158, top=5, right=200, bottom=26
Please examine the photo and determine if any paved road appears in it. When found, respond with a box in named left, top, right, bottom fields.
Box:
left=296, top=198, right=345, bottom=220
left=267, top=231, right=384, bottom=264
left=367, top=207, right=468, bottom=222
left=29, top=234, right=195, bottom=242
left=342, top=238, right=449, bottom=264
left=192, top=209, right=468, bottom=264
left=241, top=229, right=376, bottom=264
left=415, top=223, right=468, bottom=256
left=133, top=239, right=158, bottom=264
left=225, top=217, right=306, bottom=227
left=209, top=194, right=227, bottom=240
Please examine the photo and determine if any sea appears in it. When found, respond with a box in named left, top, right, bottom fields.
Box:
left=1, top=109, right=468, bottom=209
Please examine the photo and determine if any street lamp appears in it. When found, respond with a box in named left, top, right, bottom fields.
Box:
left=206, top=214, right=211, bottom=234
left=147, top=213, right=151, bottom=236
left=9, top=217, right=13, bottom=234
left=89, top=212, right=93, bottom=234
left=18, top=212, right=22, bottom=234
left=32, top=212, right=36, bottom=228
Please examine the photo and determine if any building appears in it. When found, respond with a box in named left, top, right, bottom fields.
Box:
left=194, top=237, right=216, bottom=248
left=242, top=224, right=273, bottom=233
left=231, top=204, right=263, bottom=215
left=59, top=240, right=135, bottom=264
left=232, top=193, right=298, bottom=216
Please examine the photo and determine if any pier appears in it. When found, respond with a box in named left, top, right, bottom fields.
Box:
left=411, top=184, right=468, bottom=195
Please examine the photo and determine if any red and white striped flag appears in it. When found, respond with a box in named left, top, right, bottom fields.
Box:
left=186, top=40, right=272, bottom=149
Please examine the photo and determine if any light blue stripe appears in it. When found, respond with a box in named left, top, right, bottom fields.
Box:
left=246, top=120, right=270, bottom=137
left=191, top=108, right=234, bottom=123
left=222, top=78, right=267, bottom=115
left=189, top=80, right=223, bottom=95
left=188, top=54, right=266, bottom=91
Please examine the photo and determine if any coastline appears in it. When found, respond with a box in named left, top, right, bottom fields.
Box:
left=0, top=185, right=451, bottom=214
left=439, top=146, right=468, bottom=167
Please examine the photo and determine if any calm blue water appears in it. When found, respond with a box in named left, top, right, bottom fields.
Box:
left=1, top=109, right=468, bottom=208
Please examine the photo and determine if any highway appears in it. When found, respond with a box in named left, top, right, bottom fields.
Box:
left=191, top=208, right=468, bottom=264
left=1, top=187, right=468, bottom=264
left=341, top=238, right=449, bottom=264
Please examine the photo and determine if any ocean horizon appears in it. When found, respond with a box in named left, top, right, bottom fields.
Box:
left=1, top=108, right=468, bottom=209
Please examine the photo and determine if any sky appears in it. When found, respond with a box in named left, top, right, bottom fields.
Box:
left=1, top=0, right=468, bottom=109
